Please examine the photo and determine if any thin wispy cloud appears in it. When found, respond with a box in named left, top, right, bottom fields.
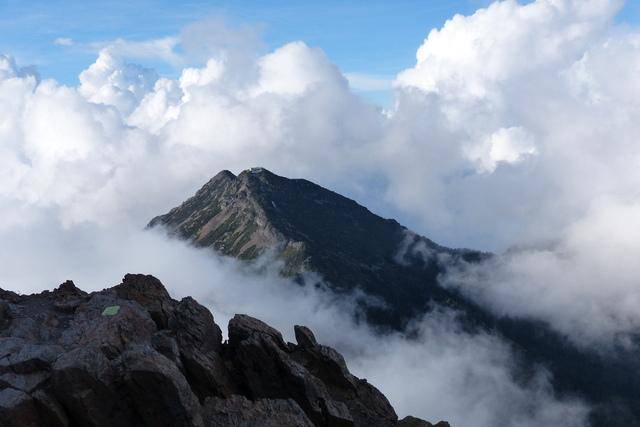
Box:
left=53, top=37, right=74, bottom=46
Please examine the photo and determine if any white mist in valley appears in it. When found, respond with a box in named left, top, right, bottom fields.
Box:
left=0, top=224, right=588, bottom=427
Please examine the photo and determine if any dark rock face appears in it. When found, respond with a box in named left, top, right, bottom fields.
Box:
left=0, top=274, right=443, bottom=427
left=227, top=314, right=398, bottom=427
left=203, top=395, right=314, bottom=427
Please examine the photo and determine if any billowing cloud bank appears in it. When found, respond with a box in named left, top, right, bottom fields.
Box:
left=1, top=0, right=640, bottom=425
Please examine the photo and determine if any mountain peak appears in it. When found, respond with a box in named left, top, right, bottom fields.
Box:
left=148, top=169, right=467, bottom=328
left=213, top=169, right=236, bottom=180
left=202, top=168, right=287, bottom=197
left=239, top=166, right=269, bottom=176
left=237, top=167, right=289, bottom=188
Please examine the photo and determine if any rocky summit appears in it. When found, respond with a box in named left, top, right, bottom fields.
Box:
left=148, top=167, right=482, bottom=329
left=0, top=274, right=449, bottom=427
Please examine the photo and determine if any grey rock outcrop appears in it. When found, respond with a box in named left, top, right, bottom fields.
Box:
left=0, top=274, right=447, bottom=427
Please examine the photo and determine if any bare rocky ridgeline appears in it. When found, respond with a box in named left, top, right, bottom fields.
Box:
left=0, top=274, right=449, bottom=427
left=147, top=168, right=640, bottom=427
left=148, top=167, right=482, bottom=330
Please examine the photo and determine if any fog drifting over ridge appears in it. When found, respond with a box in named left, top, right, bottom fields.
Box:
left=1, top=0, right=640, bottom=424
left=0, top=224, right=589, bottom=427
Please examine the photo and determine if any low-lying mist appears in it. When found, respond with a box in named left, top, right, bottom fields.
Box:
left=442, top=198, right=640, bottom=350
left=0, top=221, right=588, bottom=427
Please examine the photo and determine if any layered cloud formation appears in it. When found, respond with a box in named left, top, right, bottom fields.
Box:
left=1, top=0, right=640, bottom=424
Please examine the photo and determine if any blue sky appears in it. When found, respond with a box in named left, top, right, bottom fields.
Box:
left=0, top=0, right=638, bottom=105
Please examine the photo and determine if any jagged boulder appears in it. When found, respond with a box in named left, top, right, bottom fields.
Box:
left=228, top=314, right=354, bottom=426
left=0, top=274, right=446, bottom=427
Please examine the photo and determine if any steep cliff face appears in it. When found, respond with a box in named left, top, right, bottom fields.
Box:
left=148, top=168, right=482, bottom=329
left=0, top=274, right=449, bottom=427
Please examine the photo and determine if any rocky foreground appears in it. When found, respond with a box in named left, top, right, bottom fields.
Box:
left=0, top=274, right=448, bottom=427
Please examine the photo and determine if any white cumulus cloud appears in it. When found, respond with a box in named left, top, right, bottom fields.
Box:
left=465, top=126, right=537, bottom=173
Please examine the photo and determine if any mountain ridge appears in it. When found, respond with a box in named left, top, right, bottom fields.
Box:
left=148, top=167, right=483, bottom=329
left=148, top=167, right=640, bottom=427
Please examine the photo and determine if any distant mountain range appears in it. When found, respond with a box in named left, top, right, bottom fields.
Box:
left=149, top=167, right=640, bottom=427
